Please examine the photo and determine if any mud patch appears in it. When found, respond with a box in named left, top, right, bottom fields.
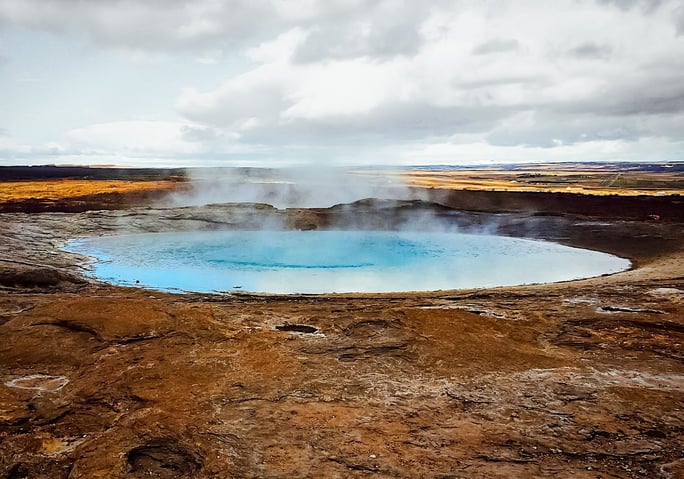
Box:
left=4, top=463, right=28, bottom=479
left=275, top=324, right=318, bottom=334
left=343, top=319, right=401, bottom=336
left=0, top=266, right=84, bottom=288
left=127, top=440, right=202, bottom=478
left=648, top=288, right=684, bottom=299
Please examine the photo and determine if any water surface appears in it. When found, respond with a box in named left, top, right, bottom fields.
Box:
left=67, top=230, right=630, bottom=294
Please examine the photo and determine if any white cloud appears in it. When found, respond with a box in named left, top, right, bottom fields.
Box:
left=245, top=28, right=308, bottom=63
left=175, top=1, right=684, bottom=153
left=281, top=58, right=400, bottom=119
left=1, top=0, right=683, bottom=166
left=675, top=4, right=684, bottom=34
left=397, top=136, right=684, bottom=165
left=0, top=121, right=268, bottom=167
left=66, top=121, right=204, bottom=155
left=60, top=120, right=269, bottom=161
left=0, top=135, right=33, bottom=156
left=0, top=134, right=70, bottom=163
left=0, top=0, right=381, bottom=52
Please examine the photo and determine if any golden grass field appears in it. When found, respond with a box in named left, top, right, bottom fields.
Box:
left=1, top=166, right=682, bottom=205
left=397, top=169, right=684, bottom=196
left=0, top=179, right=180, bottom=202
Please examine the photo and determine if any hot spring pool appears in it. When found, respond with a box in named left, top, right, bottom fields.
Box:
left=66, top=230, right=630, bottom=294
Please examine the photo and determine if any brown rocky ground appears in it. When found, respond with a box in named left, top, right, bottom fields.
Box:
left=0, top=179, right=682, bottom=478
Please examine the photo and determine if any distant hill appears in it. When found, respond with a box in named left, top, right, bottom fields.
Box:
left=394, top=162, right=684, bottom=173
left=0, top=165, right=187, bottom=181
left=2, top=162, right=683, bottom=182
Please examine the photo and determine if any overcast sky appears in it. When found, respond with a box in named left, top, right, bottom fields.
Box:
left=1, top=0, right=683, bottom=167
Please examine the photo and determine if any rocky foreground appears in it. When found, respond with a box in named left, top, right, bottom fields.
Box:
left=0, top=201, right=683, bottom=478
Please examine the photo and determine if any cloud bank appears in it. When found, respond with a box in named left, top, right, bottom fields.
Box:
left=1, top=0, right=683, bottom=166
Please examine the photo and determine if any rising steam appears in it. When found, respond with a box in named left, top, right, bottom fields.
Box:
left=166, top=166, right=415, bottom=209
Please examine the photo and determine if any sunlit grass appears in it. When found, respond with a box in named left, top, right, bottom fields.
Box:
left=0, top=179, right=180, bottom=202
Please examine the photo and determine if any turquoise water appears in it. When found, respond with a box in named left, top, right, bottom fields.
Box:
left=66, top=230, right=630, bottom=294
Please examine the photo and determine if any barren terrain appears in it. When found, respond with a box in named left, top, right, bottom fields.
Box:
left=0, top=165, right=682, bottom=478
left=398, top=163, right=684, bottom=196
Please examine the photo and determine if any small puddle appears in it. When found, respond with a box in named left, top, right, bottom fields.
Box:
left=275, top=324, right=319, bottom=334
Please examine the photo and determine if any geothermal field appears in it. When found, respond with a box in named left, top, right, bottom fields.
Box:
left=1, top=164, right=683, bottom=478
